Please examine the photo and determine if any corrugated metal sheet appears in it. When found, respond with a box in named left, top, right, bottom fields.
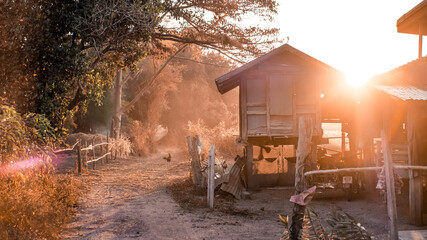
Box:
left=220, top=156, right=246, bottom=199
left=375, top=85, right=427, bottom=101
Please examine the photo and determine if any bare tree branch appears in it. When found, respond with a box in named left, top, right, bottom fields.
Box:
left=121, top=43, right=189, bottom=113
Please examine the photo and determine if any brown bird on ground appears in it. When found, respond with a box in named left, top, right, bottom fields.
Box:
left=163, top=153, right=171, bottom=162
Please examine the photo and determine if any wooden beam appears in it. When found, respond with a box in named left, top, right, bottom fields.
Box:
left=381, top=116, right=398, bottom=240
left=241, top=80, right=248, bottom=140
left=247, top=110, right=267, bottom=115
left=247, top=102, right=266, bottom=107
left=419, top=23, right=423, bottom=59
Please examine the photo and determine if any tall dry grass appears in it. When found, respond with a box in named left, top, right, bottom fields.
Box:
left=186, top=119, right=242, bottom=159
left=0, top=171, right=82, bottom=239
left=0, top=105, right=83, bottom=239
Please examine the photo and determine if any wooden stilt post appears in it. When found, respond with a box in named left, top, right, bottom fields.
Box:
left=290, top=116, right=313, bottom=239
left=381, top=112, right=398, bottom=240
left=407, top=104, right=423, bottom=225
left=207, top=145, right=215, bottom=208
left=246, top=144, right=254, bottom=188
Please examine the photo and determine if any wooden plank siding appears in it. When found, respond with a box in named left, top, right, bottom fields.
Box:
left=220, top=44, right=345, bottom=147
left=241, top=69, right=323, bottom=140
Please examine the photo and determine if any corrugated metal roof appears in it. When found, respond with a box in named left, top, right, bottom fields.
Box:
left=370, top=56, right=427, bottom=86
left=375, top=85, right=427, bottom=101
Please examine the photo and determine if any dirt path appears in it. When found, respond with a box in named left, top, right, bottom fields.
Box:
left=61, top=149, right=287, bottom=239
left=61, top=149, right=426, bottom=240
left=61, top=150, right=192, bottom=239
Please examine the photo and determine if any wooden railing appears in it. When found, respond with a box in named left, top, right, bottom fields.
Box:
left=76, top=133, right=116, bottom=174
left=53, top=132, right=121, bottom=174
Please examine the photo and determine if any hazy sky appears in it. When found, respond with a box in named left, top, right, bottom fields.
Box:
left=273, top=0, right=424, bottom=86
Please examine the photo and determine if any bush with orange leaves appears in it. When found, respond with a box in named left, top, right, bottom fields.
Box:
left=0, top=105, right=82, bottom=239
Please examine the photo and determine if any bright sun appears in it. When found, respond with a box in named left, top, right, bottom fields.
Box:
left=344, top=70, right=372, bottom=88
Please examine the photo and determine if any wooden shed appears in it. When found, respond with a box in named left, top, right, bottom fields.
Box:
left=360, top=1, right=427, bottom=233
left=215, top=44, right=348, bottom=187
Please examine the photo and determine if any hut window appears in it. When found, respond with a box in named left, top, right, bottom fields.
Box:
left=270, top=74, right=293, bottom=115
left=246, top=78, right=266, bottom=105
left=246, top=78, right=267, bottom=135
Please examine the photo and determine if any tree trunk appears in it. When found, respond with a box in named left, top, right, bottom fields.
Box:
left=112, top=70, right=123, bottom=139
left=290, top=116, right=314, bottom=239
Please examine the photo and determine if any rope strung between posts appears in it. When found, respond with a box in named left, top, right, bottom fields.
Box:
left=86, top=152, right=111, bottom=164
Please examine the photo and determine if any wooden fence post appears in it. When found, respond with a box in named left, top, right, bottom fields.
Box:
left=186, top=135, right=203, bottom=186
left=77, top=141, right=82, bottom=175
left=207, top=145, right=215, bottom=208
left=111, top=138, right=114, bottom=161
left=92, top=136, right=96, bottom=170
left=106, top=132, right=110, bottom=163
left=84, top=141, right=88, bottom=170
left=115, top=139, right=118, bottom=160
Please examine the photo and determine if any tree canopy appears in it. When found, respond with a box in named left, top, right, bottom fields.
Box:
left=0, top=0, right=280, bottom=128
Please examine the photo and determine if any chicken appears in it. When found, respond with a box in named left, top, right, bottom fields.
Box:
left=163, top=153, right=171, bottom=162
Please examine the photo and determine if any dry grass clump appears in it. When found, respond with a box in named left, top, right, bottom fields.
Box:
left=0, top=171, right=83, bottom=239
left=127, top=120, right=167, bottom=156
left=66, top=132, right=131, bottom=157
left=186, top=119, right=242, bottom=159
left=113, top=136, right=132, bottom=158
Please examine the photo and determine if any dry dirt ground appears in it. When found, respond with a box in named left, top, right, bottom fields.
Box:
left=60, top=148, right=427, bottom=240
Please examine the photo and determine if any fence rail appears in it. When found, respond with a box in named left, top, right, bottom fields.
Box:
left=52, top=132, right=124, bottom=174
left=304, top=164, right=427, bottom=178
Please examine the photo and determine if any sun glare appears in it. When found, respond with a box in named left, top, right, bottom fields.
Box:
left=344, top=71, right=371, bottom=88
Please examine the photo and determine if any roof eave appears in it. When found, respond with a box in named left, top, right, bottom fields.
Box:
left=397, top=0, right=427, bottom=35
left=215, top=44, right=344, bottom=94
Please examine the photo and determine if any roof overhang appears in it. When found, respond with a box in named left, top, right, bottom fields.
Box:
left=397, top=0, right=427, bottom=35
left=215, top=44, right=344, bottom=94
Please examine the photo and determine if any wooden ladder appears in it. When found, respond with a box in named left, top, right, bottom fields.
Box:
left=375, top=141, right=409, bottom=177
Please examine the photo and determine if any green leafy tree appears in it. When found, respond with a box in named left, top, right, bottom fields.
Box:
left=1, top=0, right=160, bottom=127
left=1, top=0, right=280, bottom=132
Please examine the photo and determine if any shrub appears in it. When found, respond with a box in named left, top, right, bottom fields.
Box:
left=0, top=105, right=59, bottom=164
left=0, top=172, right=83, bottom=239
left=0, top=105, right=82, bottom=239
